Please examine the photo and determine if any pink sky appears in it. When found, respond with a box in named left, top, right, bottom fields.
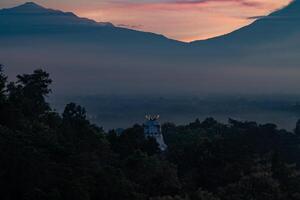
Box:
left=76, top=0, right=292, bottom=42
left=1, top=0, right=293, bottom=42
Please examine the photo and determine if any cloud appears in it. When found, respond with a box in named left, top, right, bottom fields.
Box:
left=173, top=0, right=262, bottom=8
left=117, top=23, right=143, bottom=29
left=115, top=0, right=293, bottom=13
left=247, top=15, right=265, bottom=19
left=114, top=0, right=266, bottom=11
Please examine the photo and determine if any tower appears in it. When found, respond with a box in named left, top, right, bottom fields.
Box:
left=143, top=115, right=167, bottom=151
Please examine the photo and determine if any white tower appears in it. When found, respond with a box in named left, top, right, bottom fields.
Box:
left=143, top=115, right=167, bottom=151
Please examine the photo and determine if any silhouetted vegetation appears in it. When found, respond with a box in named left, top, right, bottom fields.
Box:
left=1, top=67, right=300, bottom=200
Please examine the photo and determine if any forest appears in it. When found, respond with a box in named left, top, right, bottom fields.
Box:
left=1, top=67, right=300, bottom=200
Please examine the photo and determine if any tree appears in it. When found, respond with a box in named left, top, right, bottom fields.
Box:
left=124, top=151, right=181, bottom=197
left=150, top=195, right=188, bottom=200
left=2, top=68, right=300, bottom=200
left=294, top=120, right=300, bottom=136
left=191, top=189, right=220, bottom=200
left=0, top=64, right=7, bottom=103
left=0, top=65, right=8, bottom=125
left=62, top=103, right=88, bottom=124
left=60, top=102, right=106, bottom=153
left=108, top=124, right=160, bottom=157
left=7, top=69, right=52, bottom=119
left=219, top=174, right=282, bottom=200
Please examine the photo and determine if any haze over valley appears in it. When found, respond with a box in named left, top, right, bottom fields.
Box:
left=1, top=1, right=300, bottom=129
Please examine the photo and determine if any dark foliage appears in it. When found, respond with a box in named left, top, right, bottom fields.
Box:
left=1, top=67, right=300, bottom=200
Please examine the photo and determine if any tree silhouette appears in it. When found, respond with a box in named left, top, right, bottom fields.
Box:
left=0, top=64, right=7, bottom=102
left=7, top=69, right=52, bottom=119
left=0, top=68, right=300, bottom=200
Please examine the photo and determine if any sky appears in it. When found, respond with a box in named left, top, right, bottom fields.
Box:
left=0, top=0, right=293, bottom=42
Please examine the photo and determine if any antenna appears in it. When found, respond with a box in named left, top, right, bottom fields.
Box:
left=145, top=115, right=160, bottom=121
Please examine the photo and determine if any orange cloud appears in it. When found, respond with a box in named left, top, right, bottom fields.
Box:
left=105, top=0, right=286, bottom=11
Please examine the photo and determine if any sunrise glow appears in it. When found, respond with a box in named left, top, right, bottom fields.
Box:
left=0, top=0, right=293, bottom=41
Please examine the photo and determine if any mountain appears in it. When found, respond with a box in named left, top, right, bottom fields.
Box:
left=188, top=0, right=300, bottom=70
left=192, top=0, right=300, bottom=47
left=0, top=2, right=112, bottom=26
left=0, top=1, right=300, bottom=96
left=0, top=2, right=112, bottom=33
left=0, top=2, right=182, bottom=47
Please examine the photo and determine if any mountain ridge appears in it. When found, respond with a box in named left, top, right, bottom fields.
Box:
left=0, top=2, right=183, bottom=47
left=9, top=2, right=44, bottom=11
left=0, top=1, right=297, bottom=44
left=0, top=2, right=114, bottom=28
left=191, top=0, right=300, bottom=45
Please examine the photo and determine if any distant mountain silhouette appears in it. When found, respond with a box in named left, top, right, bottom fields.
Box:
left=192, top=0, right=300, bottom=46
left=3, top=1, right=299, bottom=47
left=7, top=2, right=44, bottom=11
left=1, top=1, right=300, bottom=96
left=0, top=2, right=113, bottom=27
left=0, top=2, right=181, bottom=47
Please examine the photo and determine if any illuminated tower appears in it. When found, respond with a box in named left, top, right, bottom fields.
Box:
left=143, top=115, right=167, bottom=151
